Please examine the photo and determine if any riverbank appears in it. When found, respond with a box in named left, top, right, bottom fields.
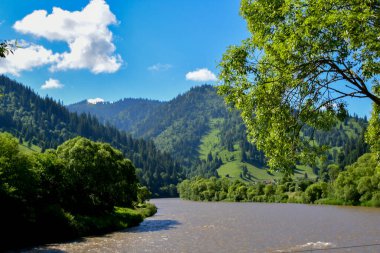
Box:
left=4, top=203, right=157, bottom=252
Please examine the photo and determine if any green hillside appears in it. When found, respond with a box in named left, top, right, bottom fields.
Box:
left=198, top=118, right=315, bottom=181
left=68, top=85, right=369, bottom=182
left=18, top=141, right=41, bottom=154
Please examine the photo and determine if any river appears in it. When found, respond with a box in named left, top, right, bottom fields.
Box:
left=26, top=198, right=380, bottom=252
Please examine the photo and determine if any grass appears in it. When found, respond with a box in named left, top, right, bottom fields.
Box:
left=294, top=165, right=317, bottom=179
left=218, top=161, right=282, bottom=181
left=198, top=118, right=318, bottom=182
left=199, top=118, right=223, bottom=160
left=19, top=142, right=41, bottom=153
left=72, top=203, right=157, bottom=235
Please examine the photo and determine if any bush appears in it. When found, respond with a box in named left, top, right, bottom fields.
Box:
left=304, top=182, right=328, bottom=203
left=287, top=191, right=304, bottom=203
left=314, top=198, right=344, bottom=206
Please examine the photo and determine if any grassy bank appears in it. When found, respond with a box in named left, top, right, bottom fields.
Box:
left=5, top=203, right=157, bottom=252
left=72, top=203, right=158, bottom=236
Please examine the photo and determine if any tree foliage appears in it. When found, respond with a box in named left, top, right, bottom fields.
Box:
left=0, top=41, right=15, bottom=58
left=334, top=153, right=379, bottom=205
left=56, top=137, right=138, bottom=214
left=0, top=133, right=153, bottom=250
left=218, top=0, right=380, bottom=173
left=365, top=92, right=380, bottom=167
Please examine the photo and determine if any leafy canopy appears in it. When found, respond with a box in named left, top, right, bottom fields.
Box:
left=0, top=41, right=15, bottom=58
left=218, top=0, right=380, bottom=173
left=56, top=137, right=138, bottom=214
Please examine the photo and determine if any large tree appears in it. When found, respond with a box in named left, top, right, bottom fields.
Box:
left=56, top=137, right=138, bottom=214
left=218, top=0, right=380, bottom=174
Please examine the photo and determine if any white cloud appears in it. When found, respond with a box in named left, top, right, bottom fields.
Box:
left=13, top=0, right=122, bottom=74
left=0, top=43, right=58, bottom=76
left=41, top=78, right=64, bottom=89
left=87, top=98, right=105, bottom=104
left=185, top=68, right=217, bottom=82
left=148, top=63, right=172, bottom=72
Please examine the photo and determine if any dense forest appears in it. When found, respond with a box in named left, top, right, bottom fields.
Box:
left=69, top=85, right=369, bottom=181
left=0, top=132, right=156, bottom=251
left=0, top=75, right=182, bottom=197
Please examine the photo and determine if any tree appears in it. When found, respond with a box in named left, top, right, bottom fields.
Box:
left=0, top=41, right=15, bottom=58
left=56, top=137, right=138, bottom=214
left=218, top=0, right=380, bottom=174
left=0, top=132, right=37, bottom=201
left=137, top=185, right=151, bottom=203
left=365, top=100, right=380, bottom=168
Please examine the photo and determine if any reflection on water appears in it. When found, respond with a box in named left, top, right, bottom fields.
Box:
left=26, top=199, right=380, bottom=253
left=128, top=219, right=181, bottom=233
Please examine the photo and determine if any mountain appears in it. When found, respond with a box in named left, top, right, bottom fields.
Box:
left=68, top=85, right=369, bottom=182
left=0, top=75, right=181, bottom=197
left=69, top=98, right=162, bottom=132
left=69, top=86, right=229, bottom=167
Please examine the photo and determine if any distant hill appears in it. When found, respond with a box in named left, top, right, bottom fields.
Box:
left=0, top=75, right=182, bottom=197
left=68, top=85, right=369, bottom=182
left=69, top=98, right=162, bottom=132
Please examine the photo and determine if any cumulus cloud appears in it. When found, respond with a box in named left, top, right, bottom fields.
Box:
left=148, top=63, right=172, bottom=72
left=13, top=0, right=122, bottom=74
left=185, top=68, right=217, bottom=82
left=0, top=43, right=58, bottom=76
left=41, top=78, right=64, bottom=89
left=87, top=98, right=105, bottom=104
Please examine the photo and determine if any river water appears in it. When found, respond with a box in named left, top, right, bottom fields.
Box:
left=27, top=198, right=380, bottom=253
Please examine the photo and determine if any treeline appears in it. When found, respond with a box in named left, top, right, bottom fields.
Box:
left=0, top=75, right=182, bottom=196
left=0, top=133, right=156, bottom=251
left=178, top=153, right=380, bottom=207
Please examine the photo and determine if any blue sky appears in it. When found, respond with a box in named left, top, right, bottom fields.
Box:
left=0, top=0, right=247, bottom=102
left=0, top=0, right=373, bottom=116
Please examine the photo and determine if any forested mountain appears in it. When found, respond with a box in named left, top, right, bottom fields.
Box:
left=69, top=86, right=228, bottom=167
left=0, top=75, right=182, bottom=196
left=69, top=98, right=162, bottom=132
left=68, top=85, right=369, bottom=181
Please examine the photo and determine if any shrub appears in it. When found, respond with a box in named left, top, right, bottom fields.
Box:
left=304, top=182, right=328, bottom=203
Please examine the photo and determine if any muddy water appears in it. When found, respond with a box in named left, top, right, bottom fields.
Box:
left=27, top=198, right=380, bottom=252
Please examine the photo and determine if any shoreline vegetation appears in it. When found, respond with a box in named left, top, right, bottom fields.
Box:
left=17, top=203, right=157, bottom=252
left=178, top=153, right=380, bottom=208
left=0, top=132, right=156, bottom=251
